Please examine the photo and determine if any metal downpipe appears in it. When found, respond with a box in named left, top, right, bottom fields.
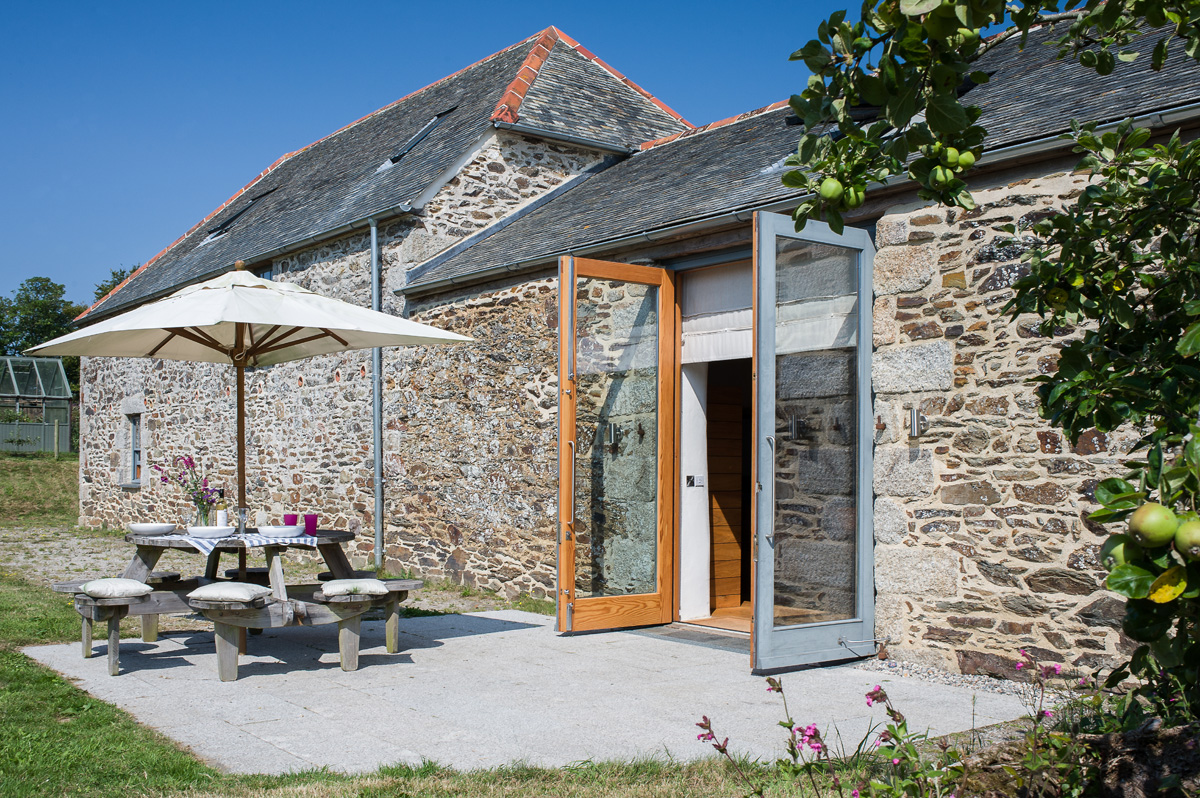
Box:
left=370, top=219, right=384, bottom=571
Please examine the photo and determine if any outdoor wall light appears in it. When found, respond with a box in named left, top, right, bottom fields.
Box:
left=908, top=407, right=927, bottom=440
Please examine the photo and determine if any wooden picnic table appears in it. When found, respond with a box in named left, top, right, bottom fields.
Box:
left=121, top=528, right=360, bottom=597
left=60, top=529, right=420, bottom=680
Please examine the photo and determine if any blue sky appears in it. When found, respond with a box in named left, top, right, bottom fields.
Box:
left=0, top=0, right=831, bottom=307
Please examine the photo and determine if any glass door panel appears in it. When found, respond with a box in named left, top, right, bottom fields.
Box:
left=753, top=212, right=875, bottom=671
left=558, top=256, right=675, bottom=632
left=772, top=239, right=859, bottom=627
left=574, top=277, right=660, bottom=598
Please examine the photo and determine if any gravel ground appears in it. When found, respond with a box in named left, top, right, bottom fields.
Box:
left=860, top=656, right=1038, bottom=700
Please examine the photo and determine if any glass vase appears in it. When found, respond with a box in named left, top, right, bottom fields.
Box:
left=194, top=504, right=211, bottom=527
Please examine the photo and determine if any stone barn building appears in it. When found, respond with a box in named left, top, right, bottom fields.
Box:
left=77, top=26, right=1200, bottom=673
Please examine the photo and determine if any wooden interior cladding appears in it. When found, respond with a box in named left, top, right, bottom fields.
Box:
left=707, top=359, right=753, bottom=610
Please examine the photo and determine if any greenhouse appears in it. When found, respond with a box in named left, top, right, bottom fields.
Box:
left=1, top=356, right=72, bottom=452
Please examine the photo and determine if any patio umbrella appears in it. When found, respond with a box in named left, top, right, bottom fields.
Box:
left=27, top=264, right=470, bottom=513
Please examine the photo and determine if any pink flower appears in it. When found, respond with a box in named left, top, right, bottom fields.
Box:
left=1043, top=710, right=1053, bottom=718
left=1019, top=649, right=1027, bottom=656
left=892, top=758, right=901, bottom=765
left=866, top=697, right=873, bottom=706
left=852, top=791, right=859, bottom=798
left=1079, top=677, right=1088, bottom=686
left=1053, top=663, right=1062, bottom=675
left=1015, top=662, right=1024, bottom=670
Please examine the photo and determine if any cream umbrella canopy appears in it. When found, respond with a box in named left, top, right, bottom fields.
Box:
left=28, top=265, right=470, bottom=513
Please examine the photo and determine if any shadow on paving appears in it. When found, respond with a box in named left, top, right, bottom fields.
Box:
left=99, top=613, right=543, bottom=678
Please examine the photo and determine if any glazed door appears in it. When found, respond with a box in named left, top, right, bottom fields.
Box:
left=557, top=256, right=676, bottom=632
left=752, top=212, right=876, bottom=671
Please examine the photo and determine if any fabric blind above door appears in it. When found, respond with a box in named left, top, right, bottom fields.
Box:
left=680, top=261, right=752, bottom=364
left=680, top=257, right=857, bottom=363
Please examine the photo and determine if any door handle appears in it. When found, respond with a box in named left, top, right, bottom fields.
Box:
left=764, top=435, right=776, bottom=548
left=566, top=440, right=576, bottom=539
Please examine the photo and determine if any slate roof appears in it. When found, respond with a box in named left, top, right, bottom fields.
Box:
left=85, top=27, right=689, bottom=321
left=494, top=29, right=690, bottom=150
left=407, top=23, right=1200, bottom=293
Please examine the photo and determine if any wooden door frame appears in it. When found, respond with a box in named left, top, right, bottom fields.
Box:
left=557, top=256, right=677, bottom=633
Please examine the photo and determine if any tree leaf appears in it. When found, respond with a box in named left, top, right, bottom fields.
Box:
left=1107, top=564, right=1156, bottom=599
left=926, top=92, right=969, bottom=134
left=899, top=0, right=942, bottom=14
left=1148, top=566, right=1187, bottom=604
left=1177, top=322, right=1200, bottom=357
left=1094, top=478, right=1139, bottom=506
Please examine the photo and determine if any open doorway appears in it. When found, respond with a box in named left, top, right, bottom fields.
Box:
left=675, top=260, right=756, bottom=634
left=698, top=359, right=753, bottom=631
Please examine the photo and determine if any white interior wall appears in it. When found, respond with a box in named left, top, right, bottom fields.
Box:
left=679, top=361, right=711, bottom=621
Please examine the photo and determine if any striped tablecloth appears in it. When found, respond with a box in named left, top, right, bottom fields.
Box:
left=145, top=534, right=319, bottom=556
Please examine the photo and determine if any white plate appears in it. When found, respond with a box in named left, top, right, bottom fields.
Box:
left=187, top=526, right=237, bottom=539
left=256, top=525, right=304, bottom=538
left=129, top=522, right=178, bottom=535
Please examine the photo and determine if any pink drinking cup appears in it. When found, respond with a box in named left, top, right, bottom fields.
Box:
left=303, top=513, right=318, bottom=536
left=283, top=513, right=298, bottom=526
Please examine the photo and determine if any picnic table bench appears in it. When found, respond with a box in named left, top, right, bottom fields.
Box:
left=55, top=529, right=422, bottom=680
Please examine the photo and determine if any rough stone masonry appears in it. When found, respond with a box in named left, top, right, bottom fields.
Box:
left=79, top=137, right=1133, bottom=676
left=869, top=168, right=1132, bottom=677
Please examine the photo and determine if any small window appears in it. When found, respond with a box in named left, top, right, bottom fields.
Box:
left=252, top=264, right=272, bottom=280
left=129, top=414, right=142, bottom=483
left=376, top=107, right=457, bottom=172
left=201, top=188, right=278, bottom=244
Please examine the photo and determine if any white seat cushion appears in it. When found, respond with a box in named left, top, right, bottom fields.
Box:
left=80, top=578, right=154, bottom=599
left=322, top=578, right=388, bottom=597
left=187, top=582, right=271, bottom=603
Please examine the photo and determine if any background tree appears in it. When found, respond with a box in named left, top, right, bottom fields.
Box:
left=93, top=266, right=133, bottom=302
left=786, top=0, right=1200, bottom=232
left=782, top=0, right=1200, bottom=723
left=0, top=277, right=85, bottom=391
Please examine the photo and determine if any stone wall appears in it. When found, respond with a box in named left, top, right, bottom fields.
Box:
left=870, top=170, right=1133, bottom=676
left=420, top=132, right=603, bottom=240
left=357, top=273, right=561, bottom=598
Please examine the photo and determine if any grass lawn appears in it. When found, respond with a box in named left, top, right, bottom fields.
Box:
left=0, top=452, right=79, bottom=527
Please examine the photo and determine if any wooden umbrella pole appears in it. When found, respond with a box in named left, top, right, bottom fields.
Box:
left=236, top=356, right=248, bottom=654
left=237, top=361, right=246, bottom=513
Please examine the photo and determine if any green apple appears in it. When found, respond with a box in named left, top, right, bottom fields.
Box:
left=819, top=177, right=844, bottom=203
left=1128, top=502, right=1179, bottom=548
left=1175, top=519, right=1200, bottom=561
left=1099, top=534, right=1143, bottom=569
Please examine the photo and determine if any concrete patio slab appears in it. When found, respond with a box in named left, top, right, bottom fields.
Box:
left=25, top=610, right=1029, bottom=774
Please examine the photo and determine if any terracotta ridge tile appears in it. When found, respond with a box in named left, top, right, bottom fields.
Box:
left=638, top=100, right=790, bottom=151
left=490, top=26, right=693, bottom=129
